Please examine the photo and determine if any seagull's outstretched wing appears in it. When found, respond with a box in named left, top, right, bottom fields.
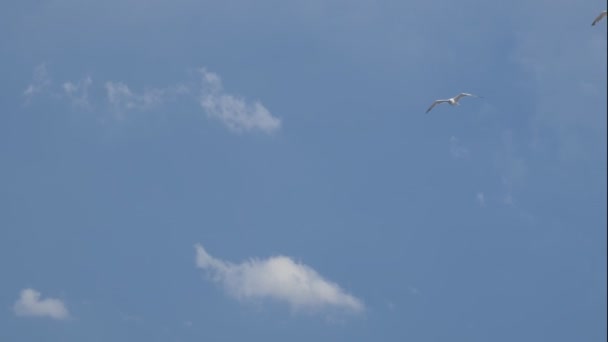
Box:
left=592, top=10, right=607, bottom=26
left=426, top=99, right=449, bottom=113
left=453, top=93, right=476, bottom=101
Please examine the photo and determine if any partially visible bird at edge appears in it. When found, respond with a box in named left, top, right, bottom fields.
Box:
left=592, top=10, right=607, bottom=26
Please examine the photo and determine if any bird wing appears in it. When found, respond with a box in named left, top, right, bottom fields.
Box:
left=592, top=11, right=607, bottom=26
left=453, top=93, right=475, bottom=101
left=426, top=100, right=449, bottom=113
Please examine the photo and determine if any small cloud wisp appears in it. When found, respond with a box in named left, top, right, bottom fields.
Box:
left=105, top=82, right=189, bottom=114
left=13, top=288, right=69, bottom=320
left=449, top=136, right=470, bottom=159
left=199, top=69, right=281, bottom=134
left=63, top=76, right=93, bottom=109
left=23, top=64, right=51, bottom=100
left=476, top=192, right=486, bottom=206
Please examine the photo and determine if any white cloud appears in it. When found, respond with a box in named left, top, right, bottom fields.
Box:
left=63, top=76, right=93, bottom=109
left=199, top=68, right=281, bottom=134
left=194, top=244, right=363, bottom=314
left=105, top=81, right=189, bottom=115
left=449, top=136, right=470, bottom=159
left=23, top=63, right=51, bottom=99
left=13, top=288, right=69, bottom=320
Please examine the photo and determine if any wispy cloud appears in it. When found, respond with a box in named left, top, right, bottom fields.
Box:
left=449, top=136, right=470, bottom=159
left=63, top=76, right=93, bottom=109
left=496, top=130, right=527, bottom=206
left=199, top=69, right=281, bottom=134
left=23, top=64, right=51, bottom=100
left=476, top=192, right=486, bottom=207
left=23, top=64, right=282, bottom=135
left=13, top=288, right=69, bottom=320
left=194, top=244, right=363, bottom=314
left=105, top=81, right=189, bottom=115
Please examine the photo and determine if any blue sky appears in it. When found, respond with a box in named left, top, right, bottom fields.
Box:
left=1, top=0, right=606, bottom=341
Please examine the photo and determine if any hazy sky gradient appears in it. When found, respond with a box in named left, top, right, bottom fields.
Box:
left=1, top=1, right=606, bottom=341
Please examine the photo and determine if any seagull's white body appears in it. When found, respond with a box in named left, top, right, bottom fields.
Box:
left=592, top=10, right=607, bottom=26
left=425, top=93, right=479, bottom=113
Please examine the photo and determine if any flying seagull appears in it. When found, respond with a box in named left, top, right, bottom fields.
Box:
left=425, top=93, right=480, bottom=113
left=592, top=10, right=607, bottom=26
